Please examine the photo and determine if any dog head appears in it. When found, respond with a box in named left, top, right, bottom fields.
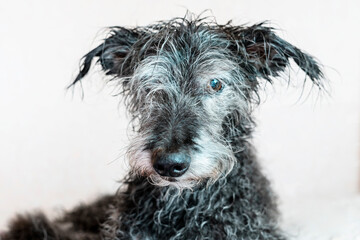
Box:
left=72, top=16, right=323, bottom=189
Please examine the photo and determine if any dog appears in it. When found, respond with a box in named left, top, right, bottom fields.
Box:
left=1, top=15, right=323, bottom=240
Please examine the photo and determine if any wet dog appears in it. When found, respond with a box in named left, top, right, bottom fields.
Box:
left=2, top=15, right=323, bottom=240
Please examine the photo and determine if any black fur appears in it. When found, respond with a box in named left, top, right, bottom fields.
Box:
left=3, top=15, right=323, bottom=240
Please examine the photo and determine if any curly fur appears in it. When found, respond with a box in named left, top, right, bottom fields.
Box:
left=1, top=14, right=323, bottom=240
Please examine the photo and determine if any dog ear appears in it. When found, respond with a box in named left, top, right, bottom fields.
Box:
left=225, top=23, right=323, bottom=87
left=70, top=27, right=143, bottom=87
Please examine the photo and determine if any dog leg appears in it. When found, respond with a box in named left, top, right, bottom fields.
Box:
left=1, top=195, right=114, bottom=240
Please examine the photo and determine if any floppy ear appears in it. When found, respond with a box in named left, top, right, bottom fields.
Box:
left=227, top=23, right=323, bottom=87
left=70, top=27, right=142, bottom=87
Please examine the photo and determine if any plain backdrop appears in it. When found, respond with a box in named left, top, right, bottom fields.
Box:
left=0, top=0, right=359, bottom=238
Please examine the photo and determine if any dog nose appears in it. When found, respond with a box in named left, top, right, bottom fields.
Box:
left=152, top=152, right=190, bottom=177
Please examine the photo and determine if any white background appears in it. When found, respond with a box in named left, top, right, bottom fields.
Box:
left=1, top=0, right=359, bottom=238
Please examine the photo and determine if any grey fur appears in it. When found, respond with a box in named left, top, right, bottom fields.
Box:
left=2, top=14, right=323, bottom=240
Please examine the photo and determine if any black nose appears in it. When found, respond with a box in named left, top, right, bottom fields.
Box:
left=152, top=152, right=190, bottom=177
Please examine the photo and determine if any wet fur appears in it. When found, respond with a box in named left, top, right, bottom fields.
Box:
left=1, top=14, right=323, bottom=240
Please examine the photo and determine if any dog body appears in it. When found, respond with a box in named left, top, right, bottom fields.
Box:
left=2, top=16, right=322, bottom=240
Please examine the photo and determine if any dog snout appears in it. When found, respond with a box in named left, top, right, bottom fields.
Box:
left=152, top=152, right=191, bottom=177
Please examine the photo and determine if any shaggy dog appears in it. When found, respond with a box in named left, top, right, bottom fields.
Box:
left=1, top=15, right=323, bottom=240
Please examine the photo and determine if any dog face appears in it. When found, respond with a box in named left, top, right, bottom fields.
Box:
left=72, top=17, right=323, bottom=189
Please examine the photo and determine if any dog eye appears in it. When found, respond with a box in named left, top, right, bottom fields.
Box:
left=208, top=78, right=223, bottom=92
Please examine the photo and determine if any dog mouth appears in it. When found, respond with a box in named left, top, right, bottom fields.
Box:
left=153, top=172, right=203, bottom=184
left=160, top=176, right=178, bottom=182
